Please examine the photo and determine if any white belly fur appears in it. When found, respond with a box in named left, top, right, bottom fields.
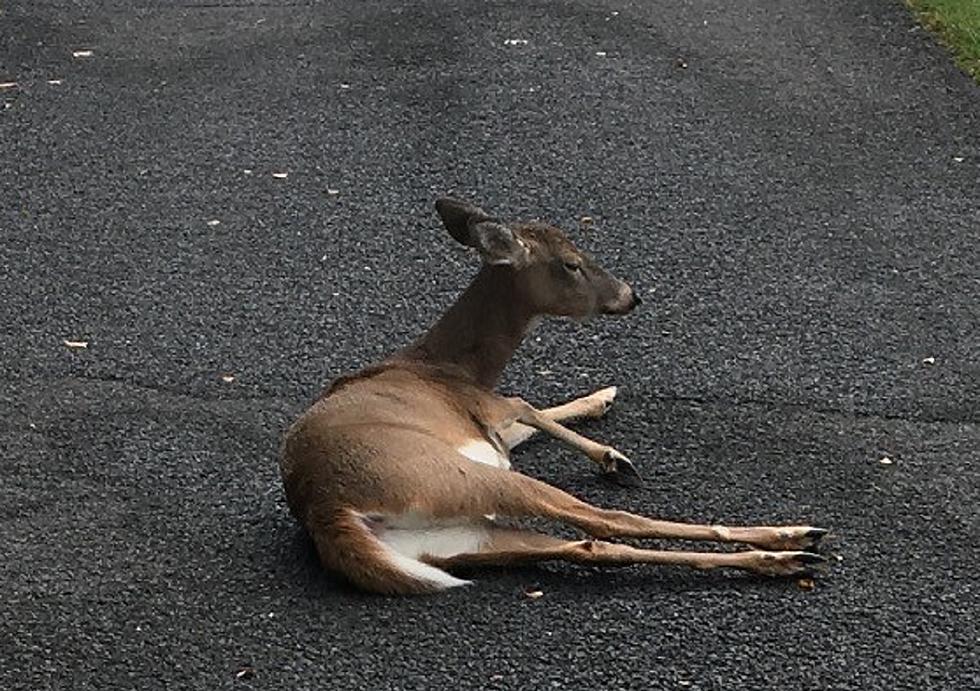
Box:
left=456, top=439, right=510, bottom=469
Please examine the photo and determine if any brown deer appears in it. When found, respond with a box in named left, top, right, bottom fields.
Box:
left=279, top=197, right=829, bottom=594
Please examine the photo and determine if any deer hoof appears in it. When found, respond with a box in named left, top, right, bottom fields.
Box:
left=802, top=527, right=830, bottom=548
left=797, top=552, right=829, bottom=565
left=768, top=526, right=832, bottom=551
left=792, top=552, right=831, bottom=576
left=603, top=450, right=643, bottom=487
left=755, top=551, right=830, bottom=577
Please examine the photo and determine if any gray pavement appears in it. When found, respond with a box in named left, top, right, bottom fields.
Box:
left=1, top=1, right=978, bottom=689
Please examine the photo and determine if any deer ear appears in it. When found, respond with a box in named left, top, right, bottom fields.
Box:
left=435, top=198, right=528, bottom=266
left=435, top=197, right=494, bottom=246
left=471, top=221, right=529, bottom=267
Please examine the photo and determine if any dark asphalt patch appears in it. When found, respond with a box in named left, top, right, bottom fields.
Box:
left=2, top=1, right=978, bottom=689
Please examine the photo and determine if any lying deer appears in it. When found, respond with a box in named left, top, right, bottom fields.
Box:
left=279, top=197, right=829, bottom=594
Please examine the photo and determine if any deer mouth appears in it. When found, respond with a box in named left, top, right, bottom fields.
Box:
left=601, top=286, right=641, bottom=315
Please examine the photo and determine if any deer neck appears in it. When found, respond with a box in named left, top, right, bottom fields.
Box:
left=395, top=265, right=536, bottom=389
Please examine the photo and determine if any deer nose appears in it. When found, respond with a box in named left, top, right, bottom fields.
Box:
left=600, top=281, right=641, bottom=315
left=607, top=283, right=640, bottom=314
left=619, top=284, right=640, bottom=311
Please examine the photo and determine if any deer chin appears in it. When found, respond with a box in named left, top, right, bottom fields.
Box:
left=524, top=316, right=543, bottom=334
left=567, top=302, right=629, bottom=322
left=600, top=300, right=638, bottom=316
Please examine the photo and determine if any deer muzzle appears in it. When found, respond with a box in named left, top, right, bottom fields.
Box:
left=601, top=282, right=640, bottom=315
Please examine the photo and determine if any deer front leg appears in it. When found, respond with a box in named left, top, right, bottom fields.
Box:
left=499, top=386, right=618, bottom=449
left=506, top=396, right=642, bottom=486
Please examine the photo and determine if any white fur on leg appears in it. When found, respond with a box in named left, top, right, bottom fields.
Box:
left=500, top=422, right=538, bottom=449
left=456, top=439, right=510, bottom=469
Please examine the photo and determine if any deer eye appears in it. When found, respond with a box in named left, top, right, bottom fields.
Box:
left=564, top=260, right=582, bottom=273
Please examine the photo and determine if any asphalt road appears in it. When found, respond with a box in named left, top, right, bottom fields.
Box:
left=2, top=1, right=978, bottom=689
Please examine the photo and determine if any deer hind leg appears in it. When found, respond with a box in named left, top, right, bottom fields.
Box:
left=468, top=466, right=830, bottom=555
left=310, top=436, right=827, bottom=593
left=499, top=386, right=619, bottom=450
left=424, top=526, right=827, bottom=579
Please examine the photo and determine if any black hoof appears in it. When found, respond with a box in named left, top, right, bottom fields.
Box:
left=796, top=552, right=830, bottom=570
left=603, top=453, right=644, bottom=488
left=804, top=528, right=830, bottom=546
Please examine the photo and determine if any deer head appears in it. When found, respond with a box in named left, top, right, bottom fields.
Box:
left=435, top=197, right=640, bottom=319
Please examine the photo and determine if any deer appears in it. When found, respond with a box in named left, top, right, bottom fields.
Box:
left=279, top=197, right=830, bottom=595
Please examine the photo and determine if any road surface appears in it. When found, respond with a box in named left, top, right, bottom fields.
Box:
left=2, top=1, right=978, bottom=689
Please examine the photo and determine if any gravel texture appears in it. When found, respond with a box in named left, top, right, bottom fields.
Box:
left=1, top=1, right=978, bottom=689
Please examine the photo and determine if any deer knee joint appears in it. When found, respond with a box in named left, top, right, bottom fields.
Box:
left=566, top=539, right=602, bottom=562
left=505, top=396, right=533, bottom=416
left=711, top=525, right=732, bottom=541
left=509, top=398, right=546, bottom=426
left=584, top=520, right=616, bottom=540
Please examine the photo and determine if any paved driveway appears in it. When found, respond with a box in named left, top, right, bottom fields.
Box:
left=2, top=1, right=977, bottom=689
